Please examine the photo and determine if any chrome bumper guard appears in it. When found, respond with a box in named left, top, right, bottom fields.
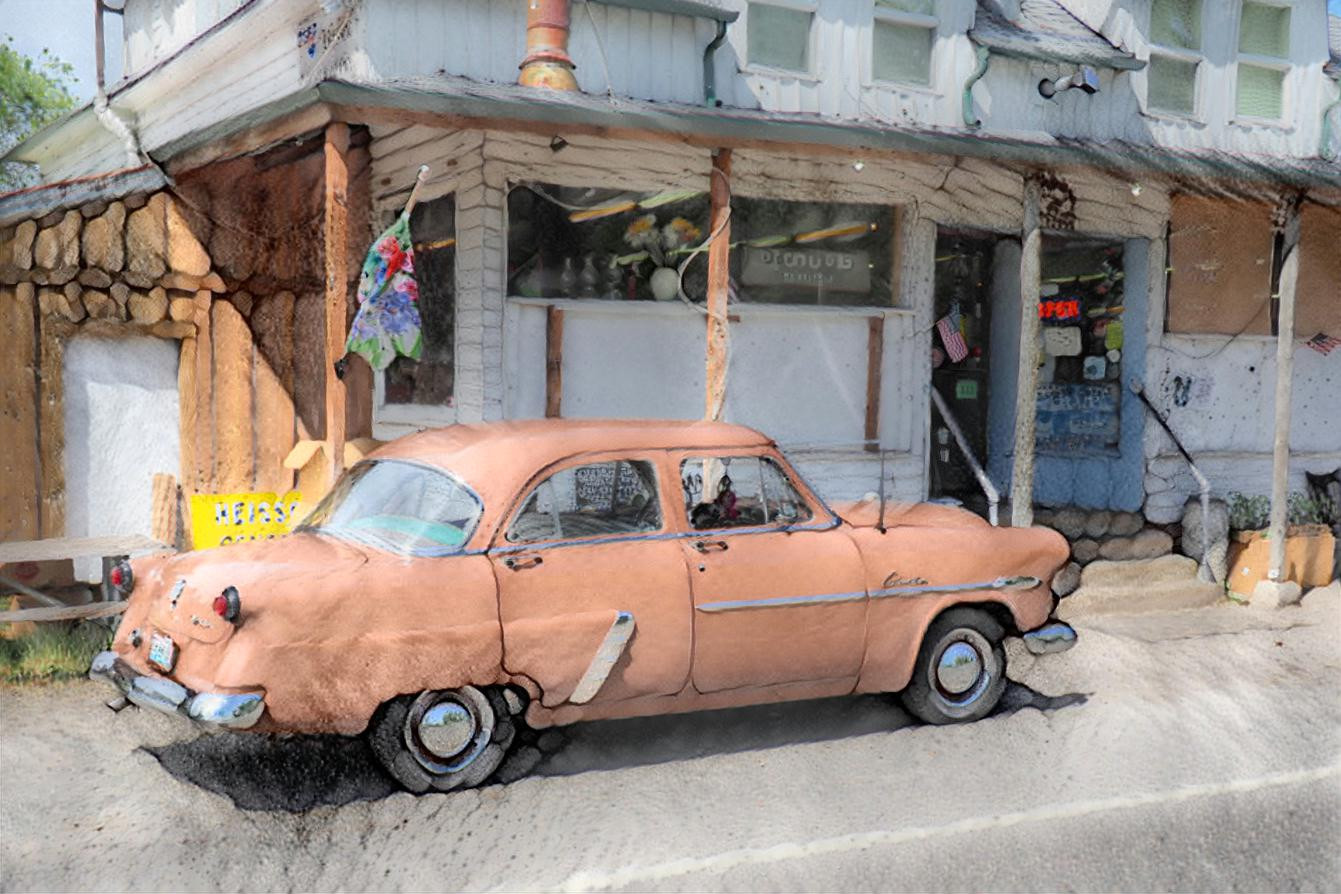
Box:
left=88, top=651, right=264, bottom=730
left=1022, top=621, right=1077, bottom=655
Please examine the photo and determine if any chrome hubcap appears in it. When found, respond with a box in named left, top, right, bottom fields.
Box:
left=936, top=641, right=983, bottom=695
left=404, top=687, right=494, bottom=775
left=417, top=699, right=475, bottom=759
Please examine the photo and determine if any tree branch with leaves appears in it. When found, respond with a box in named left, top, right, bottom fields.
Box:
left=1, top=35, right=77, bottom=191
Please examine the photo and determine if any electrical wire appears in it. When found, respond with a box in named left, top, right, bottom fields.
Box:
left=580, top=0, right=617, bottom=101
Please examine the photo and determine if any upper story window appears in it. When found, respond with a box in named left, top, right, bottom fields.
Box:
left=1235, top=1, right=1291, bottom=121
left=871, top=0, right=937, bottom=87
left=1147, top=0, right=1202, bottom=117
left=747, top=2, right=816, bottom=74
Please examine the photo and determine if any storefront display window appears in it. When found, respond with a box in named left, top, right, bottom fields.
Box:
left=506, top=184, right=710, bottom=302
left=728, top=197, right=896, bottom=306
left=383, top=194, right=455, bottom=407
left=1034, top=237, right=1125, bottom=454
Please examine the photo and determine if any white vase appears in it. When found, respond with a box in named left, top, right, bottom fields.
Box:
left=650, top=266, right=680, bottom=301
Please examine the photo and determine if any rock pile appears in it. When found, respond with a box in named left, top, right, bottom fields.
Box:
left=0, top=193, right=225, bottom=338
left=1034, top=505, right=1178, bottom=597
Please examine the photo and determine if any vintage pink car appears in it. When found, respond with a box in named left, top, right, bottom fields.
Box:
left=91, top=420, right=1075, bottom=792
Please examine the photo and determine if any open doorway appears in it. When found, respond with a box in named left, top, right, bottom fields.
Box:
left=929, top=229, right=997, bottom=514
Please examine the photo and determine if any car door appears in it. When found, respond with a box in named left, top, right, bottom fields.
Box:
left=489, top=450, right=692, bottom=708
left=676, top=450, right=868, bottom=693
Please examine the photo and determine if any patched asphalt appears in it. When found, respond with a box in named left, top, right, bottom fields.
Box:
left=2, top=588, right=1337, bottom=892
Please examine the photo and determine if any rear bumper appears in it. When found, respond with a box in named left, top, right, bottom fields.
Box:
left=89, top=651, right=264, bottom=730
left=1021, top=621, right=1077, bottom=655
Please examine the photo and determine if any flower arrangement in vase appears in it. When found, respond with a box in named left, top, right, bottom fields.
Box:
left=621, top=214, right=703, bottom=301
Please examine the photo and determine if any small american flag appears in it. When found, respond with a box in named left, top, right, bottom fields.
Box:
left=1306, top=332, right=1340, bottom=356
left=937, top=311, right=968, bottom=363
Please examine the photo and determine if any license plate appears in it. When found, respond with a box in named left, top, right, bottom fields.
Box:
left=148, top=633, right=176, bottom=672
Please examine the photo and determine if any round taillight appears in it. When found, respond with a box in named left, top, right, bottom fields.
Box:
left=214, top=586, right=241, bottom=622
left=108, top=560, right=133, bottom=595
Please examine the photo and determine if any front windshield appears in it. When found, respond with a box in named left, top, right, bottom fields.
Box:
left=298, top=460, right=483, bottom=555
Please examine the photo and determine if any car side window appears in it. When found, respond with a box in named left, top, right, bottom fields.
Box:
left=506, top=460, right=662, bottom=544
left=681, top=455, right=813, bottom=531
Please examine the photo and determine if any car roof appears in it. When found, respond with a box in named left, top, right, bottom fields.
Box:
left=369, top=418, right=774, bottom=540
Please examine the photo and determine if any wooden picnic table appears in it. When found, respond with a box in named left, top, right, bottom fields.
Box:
left=0, top=534, right=171, bottom=564
left=0, top=534, right=172, bottom=623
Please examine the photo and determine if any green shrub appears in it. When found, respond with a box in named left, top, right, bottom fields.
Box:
left=1227, top=490, right=1340, bottom=531
left=1227, top=492, right=1270, bottom=531
left=0, top=621, right=111, bottom=684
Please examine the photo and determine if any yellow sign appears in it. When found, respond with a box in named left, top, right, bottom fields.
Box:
left=189, top=492, right=303, bottom=549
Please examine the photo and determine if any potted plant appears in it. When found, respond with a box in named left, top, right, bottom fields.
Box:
left=1225, top=491, right=1337, bottom=598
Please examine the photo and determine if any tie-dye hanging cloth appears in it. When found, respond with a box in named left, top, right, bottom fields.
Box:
left=345, top=212, right=422, bottom=371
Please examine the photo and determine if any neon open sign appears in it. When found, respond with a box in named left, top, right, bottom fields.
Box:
left=1039, top=299, right=1080, bottom=320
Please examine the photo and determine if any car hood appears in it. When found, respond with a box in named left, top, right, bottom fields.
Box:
left=834, top=499, right=991, bottom=530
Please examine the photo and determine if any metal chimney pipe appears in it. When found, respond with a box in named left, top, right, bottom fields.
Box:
left=519, top=0, right=578, bottom=90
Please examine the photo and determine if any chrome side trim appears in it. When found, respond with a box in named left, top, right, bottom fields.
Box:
left=694, top=575, right=1043, bottom=614
left=696, top=590, right=866, bottom=613
left=490, top=517, right=840, bottom=556
left=871, top=575, right=1042, bottom=600
left=569, top=611, right=636, bottom=705
left=1022, top=621, right=1077, bottom=655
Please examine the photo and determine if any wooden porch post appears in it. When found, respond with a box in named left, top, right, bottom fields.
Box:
left=323, top=122, right=350, bottom=482
left=705, top=148, right=732, bottom=421
left=1267, top=197, right=1302, bottom=582
left=1010, top=175, right=1042, bottom=528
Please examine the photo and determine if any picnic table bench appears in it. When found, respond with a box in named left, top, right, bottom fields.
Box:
left=0, top=534, right=172, bottom=624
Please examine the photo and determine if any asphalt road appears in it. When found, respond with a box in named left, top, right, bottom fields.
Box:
left=2, top=587, right=1339, bottom=893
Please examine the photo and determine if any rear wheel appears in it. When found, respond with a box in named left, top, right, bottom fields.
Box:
left=368, top=686, right=516, bottom=793
left=900, top=607, right=1007, bottom=725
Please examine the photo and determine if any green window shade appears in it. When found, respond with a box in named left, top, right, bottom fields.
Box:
left=1150, top=0, right=1201, bottom=50
left=747, top=3, right=813, bottom=72
left=873, top=20, right=933, bottom=85
left=1238, top=2, right=1290, bottom=58
left=1237, top=63, right=1284, bottom=118
left=876, top=0, right=935, bottom=15
left=1148, top=54, right=1197, bottom=114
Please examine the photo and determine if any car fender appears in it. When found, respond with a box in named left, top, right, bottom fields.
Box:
left=502, top=608, right=633, bottom=710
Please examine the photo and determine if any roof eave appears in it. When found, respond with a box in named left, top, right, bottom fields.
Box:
left=969, top=33, right=1146, bottom=71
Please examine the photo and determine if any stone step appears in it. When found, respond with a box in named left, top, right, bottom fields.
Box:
left=1057, top=554, right=1225, bottom=619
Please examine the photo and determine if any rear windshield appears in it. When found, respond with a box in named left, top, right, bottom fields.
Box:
left=298, top=460, right=483, bottom=555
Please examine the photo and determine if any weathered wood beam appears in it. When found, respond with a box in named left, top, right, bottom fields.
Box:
left=1267, top=197, right=1302, bottom=582
left=37, top=318, right=75, bottom=538
left=1010, top=175, right=1042, bottom=528
left=323, top=122, right=350, bottom=483
left=166, top=103, right=334, bottom=176
left=865, top=315, right=884, bottom=452
left=705, top=148, right=732, bottom=421
left=545, top=305, right=564, bottom=418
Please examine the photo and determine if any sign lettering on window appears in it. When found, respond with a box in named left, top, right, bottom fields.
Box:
left=741, top=247, right=871, bottom=293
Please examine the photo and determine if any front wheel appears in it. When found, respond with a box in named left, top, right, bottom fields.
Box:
left=900, top=607, right=1007, bottom=725
left=368, top=686, right=516, bottom=793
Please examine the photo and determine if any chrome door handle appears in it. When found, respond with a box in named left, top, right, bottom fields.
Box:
left=694, top=540, right=729, bottom=553
left=504, top=554, right=543, bottom=570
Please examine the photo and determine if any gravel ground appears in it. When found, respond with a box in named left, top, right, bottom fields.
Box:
left=2, top=588, right=1338, bottom=893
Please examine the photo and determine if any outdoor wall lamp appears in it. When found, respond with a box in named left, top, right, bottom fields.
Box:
left=1038, top=66, right=1100, bottom=99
